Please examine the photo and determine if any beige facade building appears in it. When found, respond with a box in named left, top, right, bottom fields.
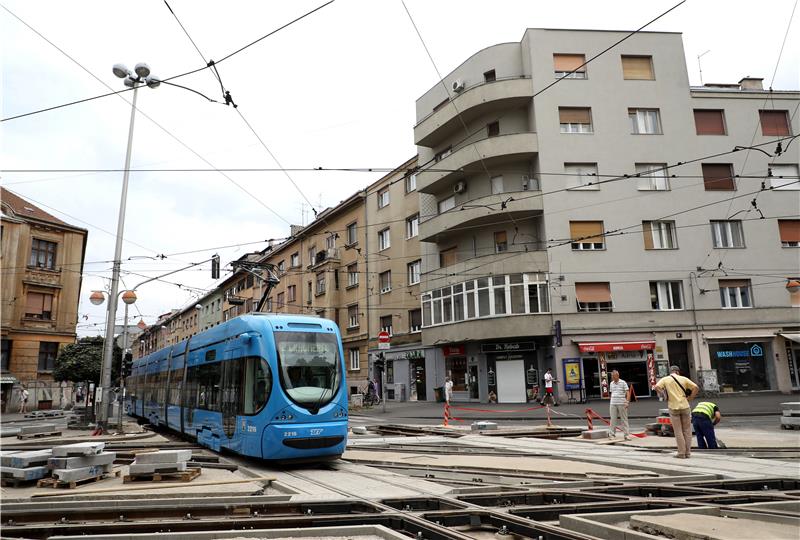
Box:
left=1, top=188, right=88, bottom=409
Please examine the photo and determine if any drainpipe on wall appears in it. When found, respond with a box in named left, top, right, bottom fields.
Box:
left=688, top=272, right=704, bottom=381
left=363, top=190, right=371, bottom=381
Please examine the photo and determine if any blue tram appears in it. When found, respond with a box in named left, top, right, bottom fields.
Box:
left=124, top=313, right=348, bottom=461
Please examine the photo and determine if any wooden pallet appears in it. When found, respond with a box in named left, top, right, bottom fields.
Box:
left=123, top=467, right=201, bottom=484
left=37, top=469, right=121, bottom=489
left=17, top=431, right=62, bottom=440
left=1, top=476, right=44, bottom=488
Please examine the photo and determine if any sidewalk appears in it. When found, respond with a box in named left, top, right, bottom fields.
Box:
left=351, top=392, right=798, bottom=421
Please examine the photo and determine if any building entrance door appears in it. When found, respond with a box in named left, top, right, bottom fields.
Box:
left=667, top=340, right=691, bottom=377
left=791, top=348, right=800, bottom=390
left=411, top=359, right=426, bottom=400
left=468, top=365, right=479, bottom=400
left=496, top=360, right=526, bottom=403
left=583, top=358, right=600, bottom=398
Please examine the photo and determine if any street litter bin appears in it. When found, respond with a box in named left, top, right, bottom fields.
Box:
left=434, top=386, right=445, bottom=402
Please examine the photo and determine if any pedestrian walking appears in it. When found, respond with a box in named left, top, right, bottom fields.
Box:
left=541, top=368, right=557, bottom=406
left=692, top=401, right=721, bottom=449
left=655, top=366, right=698, bottom=458
left=444, top=376, right=454, bottom=404
left=18, top=385, right=29, bottom=414
left=608, top=370, right=630, bottom=440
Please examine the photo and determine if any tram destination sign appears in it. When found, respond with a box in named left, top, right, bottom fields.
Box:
left=481, top=342, right=536, bottom=353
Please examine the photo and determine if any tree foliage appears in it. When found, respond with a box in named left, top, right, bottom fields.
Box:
left=54, top=336, right=121, bottom=384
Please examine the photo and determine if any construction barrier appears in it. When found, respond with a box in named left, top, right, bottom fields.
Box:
left=585, top=407, right=647, bottom=438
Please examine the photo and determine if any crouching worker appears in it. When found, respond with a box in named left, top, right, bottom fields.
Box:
left=691, top=401, right=721, bottom=449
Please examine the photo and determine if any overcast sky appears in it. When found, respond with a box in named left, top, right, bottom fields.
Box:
left=2, top=0, right=798, bottom=337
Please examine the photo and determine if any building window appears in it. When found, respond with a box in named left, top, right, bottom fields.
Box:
left=559, top=107, right=593, bottom=133
left=377, top=188, right=390, bottom=209
left=326, top=234, right=336, bottom=250
left=621, top=55, right=654, bottom=80
left=434, top=146, right=452, bottom=162
left=276, top=292, right=285, bottom=309
left=694, top=109, right=726, bottom=135
left=629, top=108, right=662, bottom=134
left=711, top=220, right=744, bottom=248
left=575, top=282, right=613, bottom=312
left=483, top=69, right=496, bottom=82
left=770, top=164, right=800, bottom=190
left=759, top=110, right=790, bottom=136
left=635, top=163, right=669, bottom=190
left=266, top=298, right=273, bottom=312
left=29, top=239, right=57, bottom=269
left=1, top=339, right=11, bottom=371
left=650, top=281, right=683, bottom=310
left=308, top=246, right=317, bottom=265
left=702, top=163, right=735, bottom=190
left=380, top=315, right=393, bottom=336
left=277, top=260, right=286, bottom=273
left=290, top=252, right=300, bottom=267
left=405, top=173, right=417, bottom=193
left=778, top=220, right=800, bottom=247
left=316, top=272, right=326, bottom=295
left=494, top=231, right=508, bottom=253
left=565, top=163, right=599, bottom=190
left=379, top=270, right=392, bottom=294
left=287, top=285, right=296, bottom=302
left=719, top=279, right=752, bottom=309
left=408, top=260, right=421, bottom=285
left=406, top=214, right=419, bottom=239
left=553, top=53, right=586, bottom=78
left=439, top=246, right=457, bottom=268
left=490, top=175, right=504, bottom=194
left=643, top=220, right=677, bottom=249
left=25, top=292, right=54, bottom=319
left=378, top=228, right=391, bottom=251
left=438, top=195, right=456, bottom=213
left=408, top=309, right=422, bottom=333
left=38, top=342, right=59, bottom=371
left=348, top=348, right=360, bottom=371
left=347, top=305, right=359, bottom=328
left=487, top=121, right=500, bottom=137
left=570, top=221, right=605, bottom=250
left=346, top=222, right=358, bottom=245
left=347, top=263, right=359, bottom=287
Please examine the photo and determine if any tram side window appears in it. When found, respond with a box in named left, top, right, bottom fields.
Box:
left=190, top=362, right=222, bottom=412
left=168, top=366, right=182, bottom=405
left=157, top=370, right=168, bottom=403
left=243, top=357, right=271, bottom=414
left=221, top=360, right=242, bottom=415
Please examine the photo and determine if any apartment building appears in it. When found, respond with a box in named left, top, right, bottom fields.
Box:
left=0, top=187, right=88, bottom=409
left=413, top=28, right=800, bottom=402
left=364, top=157, right=433, bottom=401
left=263, top=192, right=371, bottom=393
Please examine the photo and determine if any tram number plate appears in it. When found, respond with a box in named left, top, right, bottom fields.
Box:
left=283, top=431, right=298, bottom=437
left=310, top=428, right=323, bottom=436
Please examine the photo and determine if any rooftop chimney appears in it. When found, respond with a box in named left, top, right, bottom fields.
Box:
left=739, top=77, right=764, bottom=90
left=290, top=224, right=305, bottom=237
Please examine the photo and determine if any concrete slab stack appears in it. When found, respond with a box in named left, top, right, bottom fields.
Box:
left=17, top=423, right=61, bottom=439
left=49, top=442, right=115, bottom=484
left=780, top=402, right=800, bottom=430
left=0, top=449, right=53, bottom=484
left=128, top=450, right=192, bottom=475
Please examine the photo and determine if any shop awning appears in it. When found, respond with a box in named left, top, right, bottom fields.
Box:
left=578, top=341, right=655, bottom=353
left=779, top=333, right=800, bottom=344
left=703, top=331, right=776, bottom=340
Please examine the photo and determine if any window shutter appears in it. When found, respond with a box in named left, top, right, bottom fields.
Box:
left=694, top=110, right=726, bottom=135
left=559, top=107, right=591, bottom=124
left=622, top=56, right=654, bottom=80
left=569, top=221, right=604, bottom=242
left=702, top=164, right=735, bottom=190
left=759, top=110, right=790, bottom=136
left=575, top=282, right=611, bottom=303
left=719, top=279, right=749, bottom=288
left=778, top=220, right=800, bottom=242
left=553, top=54, right=586, bottom=72
left=642, top=221, right=654, bottom=249
left=494, top=231, right=507, bottom=244
left=43, top=294, right=53, bottom=312
left=26, top=292, right=43, bottom=315
left=440, top=247, right=457, bottom=267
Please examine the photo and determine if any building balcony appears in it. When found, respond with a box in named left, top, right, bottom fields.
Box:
left=414, top=77, right=533, bottom=147
left=308, top=248, right=341, bottom=270
left=419, top=192, right=543, bottom=243
left=422, top=250, right=549, bottom=293
left=422, top=313, right=554, bottom=344
left=417, top=132, right=538, bottom=195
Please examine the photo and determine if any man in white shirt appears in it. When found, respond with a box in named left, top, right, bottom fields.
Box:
left=444, top=377, right=454, bottom=404
left=541, top=368, right=557, bottom=405
left=608, top=370, right=630, bottom=440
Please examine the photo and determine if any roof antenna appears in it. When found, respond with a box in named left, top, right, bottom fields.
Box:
left=697, top=50, right=711, bottom=85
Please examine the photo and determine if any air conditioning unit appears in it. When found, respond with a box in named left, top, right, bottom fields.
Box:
left=521, top=175, right=530, bottom=191
left=453, top=181, right=466, bottom=194
left=452, top=79, right=465, bottom=93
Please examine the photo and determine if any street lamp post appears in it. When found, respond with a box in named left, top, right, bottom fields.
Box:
left=98, top=63, right=160, bottom=430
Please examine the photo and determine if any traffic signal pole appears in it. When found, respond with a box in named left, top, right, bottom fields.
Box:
left=117, top=301, right=130, bottom=434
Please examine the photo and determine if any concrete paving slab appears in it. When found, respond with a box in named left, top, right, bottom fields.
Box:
left=51, top=442, right=105, bottom=457
left=582, top=428, right=610, bottom=439
left=1, top=465, right=50, bottom=480
left=18, top=423, right=58, bottom=435
left=52, top=463, right=113, bottom=482
left=1, top=450, right=52, bottom=468
left=629, top=512, right=799, bottom=540
left=47, top=452, right=116, bottom=469
left=131, top=449, right=192, bottom=463
left=0, top=427, right=21, bottom=437
left=128, top=461, right=188, bottom=475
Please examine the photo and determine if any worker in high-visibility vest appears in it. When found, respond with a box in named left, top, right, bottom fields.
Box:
left=691, top=401, right=721, bottom=449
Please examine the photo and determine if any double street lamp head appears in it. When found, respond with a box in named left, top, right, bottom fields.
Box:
left=113, top=62, right=160, bottom=89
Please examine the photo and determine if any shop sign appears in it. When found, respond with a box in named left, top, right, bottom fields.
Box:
left=487, top=368, right=496, bottom=387
left=442, top=345, right=465, bottom=356
left=405, top=350, right=424, bottom=360
left=579, top=341, right=655, bottom=353
left=481, top=342, right=536, bottom=353
left=715, top=344, right=764, bottom=359
left=562, top=358, right=582, bottom=390
left=599, top=352, right=609, bottom=398
left=646, top=352, right=657, bottom=389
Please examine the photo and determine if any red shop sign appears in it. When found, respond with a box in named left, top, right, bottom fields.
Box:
left=442, top=345, right=465, bottom=356
left=578, top=341, right=655, bottom=353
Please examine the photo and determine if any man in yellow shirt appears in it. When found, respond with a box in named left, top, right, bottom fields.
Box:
left=654, top=366, right=699, bottom=458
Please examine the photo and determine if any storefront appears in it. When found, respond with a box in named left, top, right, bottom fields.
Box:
left=371, top=346, right=429, bottom=402
left=442, top=345, right=477, bottom=401
left=780, top=334, right=800, bottom=390
left=578, top=341, right=658, bottom=399
left=483, top=342, right=538, bottom=403
left=708, top=342, right=772, bottom=392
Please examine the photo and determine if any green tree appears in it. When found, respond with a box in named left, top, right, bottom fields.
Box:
left=53, top=336, right=121, bottom=384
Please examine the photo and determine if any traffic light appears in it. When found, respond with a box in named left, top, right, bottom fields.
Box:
left=211, top=254, right=220, bottom=279
left=122, top=352, right=133, bottom=378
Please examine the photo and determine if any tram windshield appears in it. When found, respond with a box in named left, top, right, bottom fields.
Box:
left=275, top=331, right=341, bottom=410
